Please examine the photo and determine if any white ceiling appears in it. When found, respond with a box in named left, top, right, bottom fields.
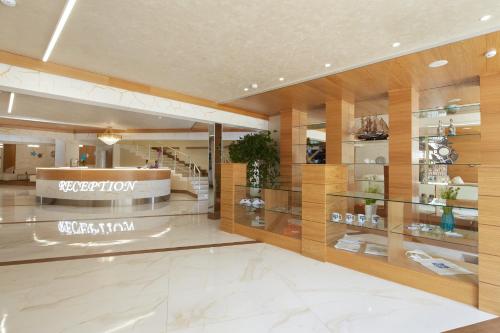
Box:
left=0, top=91, right=197, bottom=130
left=0, top=1, right=500, bottom=103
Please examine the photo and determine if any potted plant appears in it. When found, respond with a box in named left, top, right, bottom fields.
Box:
left=364, top=185, right=379, bottom=219
left=440, top=187, right=460, bottom=232
left=228, top=131, right=279, bottom=197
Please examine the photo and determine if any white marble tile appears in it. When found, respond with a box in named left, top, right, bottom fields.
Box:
left=167, top=276, right=306, bottom=331
left=172, top=309, right=330, bottom=333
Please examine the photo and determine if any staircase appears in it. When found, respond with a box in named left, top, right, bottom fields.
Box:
left=120, top=144, right=209, bottom=200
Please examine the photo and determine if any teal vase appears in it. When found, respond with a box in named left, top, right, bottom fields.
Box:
left=441, top=207, right=455, bottom=232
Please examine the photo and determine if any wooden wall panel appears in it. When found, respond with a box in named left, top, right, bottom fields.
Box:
left=2, top=143, right=16, bottom=172
left=219, top=163, right=247, bottom=233
left=388, top=87, right=418, bottom=198
left=325, top=98, right=354, bottom=164
left=280, top=109, right=307, bottom=187
left=301, top=164, right=348, bottom=261
left=478, top=72, right=500, bottom=315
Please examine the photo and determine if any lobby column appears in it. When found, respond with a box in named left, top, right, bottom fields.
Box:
left=112, top=144, right=121, bottom=167
left=325, top=98, right=354, bottom=164
left=478, top=72, right=500, bottom=315
left=388, top=87, right=418, bottom=198
left=280, top=109, right=307, bottom=188
left=209, top=123, right=222, bottom=219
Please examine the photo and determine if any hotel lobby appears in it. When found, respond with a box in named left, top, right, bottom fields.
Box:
left=1, top=1, right=500, bottom=332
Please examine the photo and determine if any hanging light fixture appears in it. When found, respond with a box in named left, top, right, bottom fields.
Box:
left=97, top=127, right=122, bottom=145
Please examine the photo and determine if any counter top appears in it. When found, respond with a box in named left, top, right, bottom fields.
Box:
left=36, top=168, right=171, bottom=181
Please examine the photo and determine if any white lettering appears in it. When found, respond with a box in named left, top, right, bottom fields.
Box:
left=57, top=181, right=139, bottom=193
left=58, top=221, right=135, bottom=235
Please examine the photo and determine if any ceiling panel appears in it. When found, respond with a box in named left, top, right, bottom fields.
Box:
left=1, top=0, right=499, bottom=104
left=0, top=92, right=197, bottom=130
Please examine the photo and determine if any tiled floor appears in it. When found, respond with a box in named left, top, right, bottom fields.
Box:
left=0, top=185, right=496, bottom=332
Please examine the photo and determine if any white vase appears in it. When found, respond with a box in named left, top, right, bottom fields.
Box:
left=365, top=204, right=377, bottom=219
left=249, top=187, right=261, bottom=198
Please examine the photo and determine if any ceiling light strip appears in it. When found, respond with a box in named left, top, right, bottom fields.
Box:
left=7, top=92, right=14, bottom=114
left=42, top=0, right=77, bottom=62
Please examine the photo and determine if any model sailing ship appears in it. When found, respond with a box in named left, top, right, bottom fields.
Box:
left=355, top=116, right=389, bottom=140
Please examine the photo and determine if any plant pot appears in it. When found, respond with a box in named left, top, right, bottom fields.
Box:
left=249, top=187, right=261, bottom=198
left=365, top=204, right=377, bottom=219
left=441, top=207, right=455, bottom=232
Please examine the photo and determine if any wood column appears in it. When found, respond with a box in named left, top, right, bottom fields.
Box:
left=280, top=109, right=307, bottom=188
left=301, top=164, right=348, bottom=261
left=220, top=163, right=247, bottom=233
left=478, top=73, right=500, bottom=315
left=209, top=123, right=223, bottom=219
left=326, top=98, right=354, bottom=164
left=2, top=144, right=16, bottom=172
left=388, top=87, right=418, bottom=198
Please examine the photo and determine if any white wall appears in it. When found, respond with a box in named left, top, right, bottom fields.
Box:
left=15, top=143, right=55, bottom=174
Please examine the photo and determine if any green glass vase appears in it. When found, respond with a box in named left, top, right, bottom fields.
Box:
left=440, top=207, right=455, bottom=232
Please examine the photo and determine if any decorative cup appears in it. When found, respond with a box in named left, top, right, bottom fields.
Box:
left=371, top=214, right=380, bottom=225
left=357, top=214, right=366, bottom=225
left=345, top=213, right=355, bottom=224
left=331, top=212, right=342, bottom=223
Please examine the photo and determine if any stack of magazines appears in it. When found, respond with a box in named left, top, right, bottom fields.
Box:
left=364, top=243, right=387, bottom=257
left=334, top=236, right=361, bottom=253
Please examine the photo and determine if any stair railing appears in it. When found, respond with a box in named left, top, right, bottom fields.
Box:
left=162, top=146, right=201, bottom=188
left=120, top=143, right=201, bottom=190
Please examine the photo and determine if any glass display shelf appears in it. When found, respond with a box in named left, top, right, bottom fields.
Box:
left=326, top=193, right=478, bottom=283
left=413, top=104, right=480, bottom=119
left=234, top=185, right=302, bottom=239
left=343, top=162, right=387, bottom=166
left=342, top=140, right=388, bottom=145
left=234, top=184, right=302, bottom=193
left=414, top=162, right=480, bottom=166
left=327, top=191, right=477, bottom=210
left=419, top=181, right=477, bottom=188
left=412, top=133, right=480, bottom=141
left=354, top=178, right=385, bottom=183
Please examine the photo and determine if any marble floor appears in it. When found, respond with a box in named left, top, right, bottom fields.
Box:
left=0, top=185, right=496, bottom=332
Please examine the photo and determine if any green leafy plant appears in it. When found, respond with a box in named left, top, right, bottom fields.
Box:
left=440, top=187, right=460, bottom=200
left=440, top=187, right=460, bottom=214
left=228, top=131, right=279, bottom=187
left=365, top=185, right=379, bottom=205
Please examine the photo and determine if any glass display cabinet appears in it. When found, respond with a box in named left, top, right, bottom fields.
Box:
left=414, top=103, right=480, bottom=203
left=344, top=112, right=389, bottom=195
left=327, top=192, right=478, bottom=286
left=234, top=185, right=302, bottom=243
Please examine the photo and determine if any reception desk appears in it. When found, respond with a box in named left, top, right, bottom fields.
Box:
left=36, top=168, right=171, bottom=206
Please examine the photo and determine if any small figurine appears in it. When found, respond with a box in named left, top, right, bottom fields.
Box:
left=448, top=118, right=456, bottom=136
left=437, top=120, right=445, bottom=136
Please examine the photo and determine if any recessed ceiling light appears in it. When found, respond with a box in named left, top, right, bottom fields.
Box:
left=480, top=15, right=492, bottom=22
left=0, top=0, right=16, bottom=7
left=392, top=42, right=401, bottom=48
left=324, top=63, right=331, bottom=68
left=448, top=98, right=461, bottom=103
left=279, top=77, right=284, bottom=81
left=78, top=144, right=83, bottom=148
left=42, top=0, right=77, bottom=62
left=251, top=83, right=258, bottom=89
left=243, top=87, right=249, bottom=92
left=7, top=92, right=14, bottom=114
left=27, top=144, right=40, bottom=148
left=428, top=59, right=448, bottom=68
left=485, top=49, right=497, bottom=58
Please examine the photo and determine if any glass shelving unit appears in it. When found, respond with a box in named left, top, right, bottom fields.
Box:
left=414, top=103, right=480, bottom=203
left=326, top=191, right=478, bottom=284
left=234, top=185, right=302, bottom=239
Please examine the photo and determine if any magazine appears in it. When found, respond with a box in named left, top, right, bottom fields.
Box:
left=416, top=258, right=473, bottom=276
left=364, top=243, right=387, bottom=257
